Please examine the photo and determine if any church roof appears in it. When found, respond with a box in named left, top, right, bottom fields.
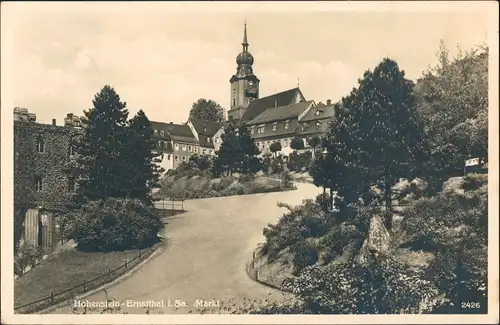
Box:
left=150, top=121, right=198, bottom=144
left=246, top=100, right=314, bottom=125
left=241, top=87, right=302, bottom=122
left=188, top=118, right=224, bottom=137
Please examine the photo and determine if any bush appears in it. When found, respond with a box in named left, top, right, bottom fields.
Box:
left=263, top=200, right=328, bottom=260
left=291, top=239, right=319, bottom=273
left=238, top=173, right=255, bottom=183
left=73, top=198, right=163, bottom=252
left=14, top=242, right=44, bottom=277
left=281, top=256, right=442, bottom=314
left=401, top=174, right=487, bottom=313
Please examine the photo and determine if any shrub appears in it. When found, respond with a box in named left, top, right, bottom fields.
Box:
left=263, top=200, right=327, bottom=260
left=238, top=173, right=255, bottom=183
left=73, top=198, right=163, bottom=252
left=281, top=256, right=442, bottom=314
left=14, top=242, right=44, bottom=277
left=401, top=175, right=487, bottom=313
left=319, top=223, right=362, bottom=263
left=291, top=239, right=319, bottom=273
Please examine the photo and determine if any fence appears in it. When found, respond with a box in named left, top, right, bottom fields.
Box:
left=154, top=199, right=185, bottom=215
left=14, top=244, right=157, bottom=314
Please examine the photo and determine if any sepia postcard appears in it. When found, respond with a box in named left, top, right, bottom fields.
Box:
left=1, top=1, right=499, bottom=324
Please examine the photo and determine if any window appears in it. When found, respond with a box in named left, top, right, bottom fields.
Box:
left=251, top=128, right=255, bottom=134
left=154, top=130, right=158, bottom=135
left=316, top=121, right=321, bottom=128
left=207, top=137, right=211, bottom=143
left=203, top=149, right=207, bottom=155
left=182, top=156, right=186, bottom=161
left=233, top=99, right=236, bottom=106
left=272, top=124, right=277, bottom=131
left=160, top=131, right=165, bottom=136
left=167, top=154, right=171, bottom=160
left=37, top=138, right=45, bottom=153
left=283, top=140, right=288, bottom=147
left=315, top=110, right=320, bottom=116
left=182, top=145, right=187, bottom=151
left=35, top=175, right=43, bottom=191
left=284, top=121, right=290, bottom=130
left=209, top=150, right=213, bottom=155
left=175, top=143, right=179, bottom=150
left=194, top=147, right=198, bottom=153
left=188, top=145, right=192, bottom=152
left=175, top=155, right=179, bottom=161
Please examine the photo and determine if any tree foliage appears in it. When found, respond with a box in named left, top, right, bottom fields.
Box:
left=72, top=198, right=162, bottom=252
left=269, top=141, right=282, bottom=155
left=72, top=85, right=130, bottom=203
left=414, top=42, right=488, bottom=193
left=315, top=58, right=426, bottom=229
left=124, top=109, right=164, bottom=204
left=189, top=98, right=226, bottom=123
left=307, top=135, right=322, bottom=152
left=290, top=136, right=305, bottom=151
left=212, top=123, right=261, bottom=175
left=72, top=86, right=163, bottom=205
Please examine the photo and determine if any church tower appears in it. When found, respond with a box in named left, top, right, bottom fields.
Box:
left=227, top=21, right=260, bottom=121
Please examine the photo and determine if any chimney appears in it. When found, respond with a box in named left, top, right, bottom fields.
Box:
left=52, top=119, right=56, bottom=126
left=326, top=99, right=332, bottom=105
left=170, top=122, right=173, bottom=124
left=67, top=113, right=74, bottom=119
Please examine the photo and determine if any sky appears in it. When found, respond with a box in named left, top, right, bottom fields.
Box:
left=3, top=2, right=492, bottom=125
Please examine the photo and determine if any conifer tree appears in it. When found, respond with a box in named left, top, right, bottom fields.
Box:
left=212, top=123, right=261, bottom=175
left=212, top=123, right=238, bottom=176
left=125, top=110, right=164, bottom=204
left=72, top=85, right=130, bottom=203
left=237, top=124, right=261, bottom=174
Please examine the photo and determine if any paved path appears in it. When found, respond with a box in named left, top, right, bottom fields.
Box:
left=50, top=182, right=322, bottom=314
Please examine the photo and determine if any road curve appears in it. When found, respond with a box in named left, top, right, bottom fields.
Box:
left=50, top=182, right=322, bottom=314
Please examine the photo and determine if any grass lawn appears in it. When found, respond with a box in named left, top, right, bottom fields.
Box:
left=14, top=244, right=159, bottom=313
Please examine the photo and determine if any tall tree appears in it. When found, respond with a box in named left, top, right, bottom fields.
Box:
left=353, top=58, right=426, bottom=229
left=316, top=59, right=426, bottom=230
left=125, top=110, right=165, bottom=204
left=189, top=98, right=225, bottom=123
left=415, top=42, right=488, bottom=191
left=212, top=123, right=238, bottom=176
left=72, top=85, right=130, bottom=203
left=212, top=123, right=261, bottom=175
left=236, top=124, right=262, bottom=174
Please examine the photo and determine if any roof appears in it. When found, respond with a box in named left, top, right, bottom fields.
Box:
left=246, top=100, right=313, bottom=125
left=250, top=118, right=300, bottom=140
left=299, top=104, right=335, bottom=122
left=150, top=121, right=198, bottom=144
left=241, top=87, right=302, bottom=122
left=296, top=118, right=331, bottom=136
left=189, top=118, right=224, bottom=137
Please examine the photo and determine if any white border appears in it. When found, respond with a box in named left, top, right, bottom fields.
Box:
left=1, top=1, right=498, bottom=324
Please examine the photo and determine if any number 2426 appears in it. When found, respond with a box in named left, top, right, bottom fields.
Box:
left=461, top=302, right=481, bottom=309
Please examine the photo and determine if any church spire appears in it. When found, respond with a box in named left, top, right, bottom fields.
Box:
left=242, top=19, right=248, bottom=51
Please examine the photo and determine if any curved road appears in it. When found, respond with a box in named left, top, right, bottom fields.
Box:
left=51, top=182, right=321, bottom=314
